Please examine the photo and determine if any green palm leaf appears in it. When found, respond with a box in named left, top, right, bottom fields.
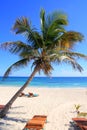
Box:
left=60, top=31, right=84, bottom=49
left=3, top=58, right=29, bottom=78
left=40, top=9, right=68, bottom=48
left=13, top=17, right=43, bottom=49
left=1, top=41, right=32, bottom=55
left=63, top=51, right=87, bottom=59
left=12, top=17, right=30, bottom=34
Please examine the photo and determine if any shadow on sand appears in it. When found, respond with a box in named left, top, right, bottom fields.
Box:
left=67, top=121, right=81, bottom=130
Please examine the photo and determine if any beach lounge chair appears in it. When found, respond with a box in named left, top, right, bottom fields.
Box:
left=23, top=115, right=47, bottom=130
left=72, top=118, right=87, bottom=130
left=33, top=115, right=47, bottom=122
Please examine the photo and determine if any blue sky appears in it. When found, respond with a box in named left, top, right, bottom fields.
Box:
left=0, top=0, right=87, bottom=77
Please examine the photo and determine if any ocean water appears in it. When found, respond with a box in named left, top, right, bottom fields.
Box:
left=0, top=77, right=87, bottom=88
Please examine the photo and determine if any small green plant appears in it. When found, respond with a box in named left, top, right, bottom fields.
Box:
left=78, top=112, right=87, bottom=117
left=74, top=104, right=81, bottom=114
left=74, top=104, right=87, bottom=117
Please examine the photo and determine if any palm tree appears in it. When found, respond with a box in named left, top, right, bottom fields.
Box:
left=0, top=9, right=86, bottom=118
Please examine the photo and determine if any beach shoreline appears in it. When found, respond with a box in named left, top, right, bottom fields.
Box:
left=0, top=86, right=87, bottom=130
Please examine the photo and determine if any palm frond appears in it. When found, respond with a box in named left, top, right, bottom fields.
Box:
left=40, top=9, right=46, bottom=35
left=47, top=18, right=67, bottom=34
left=60, top=31, right=84, bottom=49
left=45, top=11, right=68, bottom=36
left=48, top=49, right=86, bottom=72
left=41, top=11, right=68, bottom=48
left=59, top=55, right=83, bottom=72
left=0, top=41, right=32, bottom=55
left=63, top=51, right=87, bottom=59
left=26, top=30, right=43, bottom=48
left=12, top=17, right=30, bottom=34
left=3, top=58, right=29, bottom=78
left=20, top=49, right=39, bottom=59
left=12, top=17, right=43, bottom=49
left=46, top=11, right=68, bottom=27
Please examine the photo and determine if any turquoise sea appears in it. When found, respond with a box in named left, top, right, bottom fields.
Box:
left=0, top=77, right=87, bottom=88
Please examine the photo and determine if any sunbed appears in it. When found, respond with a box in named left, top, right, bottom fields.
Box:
left=33, top=115, right=47, bottom=122
left=72, top=118, right=87, bottom=130
left=23, top=115, right=47, bottom=130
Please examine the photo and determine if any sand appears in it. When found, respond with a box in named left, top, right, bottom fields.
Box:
left=0, top=86, right=87, bottom=130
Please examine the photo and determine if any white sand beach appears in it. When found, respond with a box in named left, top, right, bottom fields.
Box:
left=0, top=86, right=87, bottom=130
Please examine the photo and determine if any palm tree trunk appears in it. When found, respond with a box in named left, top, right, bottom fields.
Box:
left=0, top=67, right=38, bottom=118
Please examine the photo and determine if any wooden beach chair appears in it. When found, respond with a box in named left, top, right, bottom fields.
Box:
left=72, top=118, right=87, bottom=130
left=82, top=125, right=87, bottom=130
left=33, top=115, right=47, bottom=122
left=23, top=115, right=47, bottom=130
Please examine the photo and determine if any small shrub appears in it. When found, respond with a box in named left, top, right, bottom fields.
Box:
left=74, top=104, right=81, bottom=114
left=77, top=112, right=87, bottom=117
